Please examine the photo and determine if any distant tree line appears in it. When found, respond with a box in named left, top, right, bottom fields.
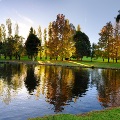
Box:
left=0, top=14, right=91, bottom=61
left=0, top=19, right=24, bottom=60
left=91, top=11, right=120, bottom=63
left=1, top=12, right=120, bottom=62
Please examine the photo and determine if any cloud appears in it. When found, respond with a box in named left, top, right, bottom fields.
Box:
left=15, top=11, right=34, bottom=24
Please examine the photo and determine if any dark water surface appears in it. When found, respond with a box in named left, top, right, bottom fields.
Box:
left=0, top=63, right=120, bottom=120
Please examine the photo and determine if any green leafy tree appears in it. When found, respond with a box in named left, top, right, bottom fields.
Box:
left=91, top=43, right=96, bottom=61
left=73, top=31, right=91, bottom=61
left=14, top=35, right=24, bottom=60
left=25, top=27, right=41, bottom=60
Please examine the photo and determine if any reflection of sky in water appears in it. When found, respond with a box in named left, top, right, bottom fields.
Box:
left=0, top=64, right=120, bottom=120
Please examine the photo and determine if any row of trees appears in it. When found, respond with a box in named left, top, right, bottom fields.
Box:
left=0, top=13, right=120, bottom=62
left=0, top=19, right=24, bottom=60
left=25, top=14, right=91, bottom=61
left=91, top=12, right=120, bottom=63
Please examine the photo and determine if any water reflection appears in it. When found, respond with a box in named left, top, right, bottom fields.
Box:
left=25, top=65, right=39, bottom=94
left=90, top=69, right=120, bottom=108
left=72, top=68, right=89, bottom=97
left=0, top=63, right=27, bottom=104
left=0, top=63, right=120, bottom=114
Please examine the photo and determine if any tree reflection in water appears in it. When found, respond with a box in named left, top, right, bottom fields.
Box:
left=34, top=66, right=89, bottom=112
left=90, top=69, right=120, bottom=108
left=0, top=63, right=27, bottom=104
left=1, top=63, right=120, bottom=113
left=24, top=65, right=39, bottom=94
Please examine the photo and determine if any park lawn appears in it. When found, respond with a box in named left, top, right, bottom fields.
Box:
left=28, top=107, right=120, bottom=120
left=0, top=56, right=120, bottom=69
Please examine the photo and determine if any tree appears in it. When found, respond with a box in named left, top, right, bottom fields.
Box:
left=43, top=28, right=47, bottom=59
left=13, top=35, right=24, bottom=60
left=0, top=26, right=2, bottom=57
left=98, top=22, right=113, bottom=63
left=5, top=36, right=15, bottom=60
left=91, top=43, right=96, bottom=61
left=37, top=25, right=43, bottom=59
left=113, top=13, right=120, bottom=63
left=25, top=27, right=41, bottom=60
left=37, top=25, right=42, bottom=40
left=14, top=23, right=19, bottom=36
left=47, top=20, right=60, bottom=60
left=48, top=14, right=76, bottom=60
left=73, top=31, right=91, bottom=61
left=1, top=24, right=6, bottom=42
left=6, top=18, right=12, bottom=37
left=59, top=21, right=76, bottom=59
left=77, top=24, right=81, bottom=31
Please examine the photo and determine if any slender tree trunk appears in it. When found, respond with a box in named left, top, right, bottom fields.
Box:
left=4, top=54, right=6, bottom=59
left=18, top=55, right=20, bottom=60
left=45, top=50, right=47, bottom=60
left=40, top=51, right=42, bottom=60
left=108, top=57, right=109, bottom=63
left=113, top=58, right=114, bottom=63
left=91, top=57, right=92, bottom=62
left=103, top=58, right=104, bottom=62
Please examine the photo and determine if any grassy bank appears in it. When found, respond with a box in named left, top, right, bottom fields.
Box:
left=0, top=56, right=120, bottom=69
left=28, top=107, right=120, bottom=120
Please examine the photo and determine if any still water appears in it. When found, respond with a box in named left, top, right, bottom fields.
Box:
left=0, top=63, right=120, bottom=120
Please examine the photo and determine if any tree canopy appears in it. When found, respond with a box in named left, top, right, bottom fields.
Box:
left=25, top=27, right=41, bottom=60
left=73, top=31, right=91, bottom=60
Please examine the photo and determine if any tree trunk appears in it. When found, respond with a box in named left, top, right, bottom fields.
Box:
left=40, top=51, right=42, bottom=60
left=103, top=58, right=104, bottom=62
left=91, top=57, right=92, bottom=62
left=108, top=57, right=109, bottom=63
left=113, top=58, right=114, bottom=63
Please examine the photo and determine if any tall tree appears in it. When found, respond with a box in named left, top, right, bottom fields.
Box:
left=98, top=22, right=113, bottom=63
left=48, top=20, right=59, bottom=60
left=43, top=28, right=47, bottom=59
left=113, top=12, right=120, bottom=63
left=91, top=43, right=96, bottom=61
left=13, top=35, right=24, bottom=60
left=77, top=24, right=81, bottom=31
left=25, top=27, right=41, bottom=60
left=37, top=25, right=42, bottom=41
left=73, top=31, right=91, bottom=61
left=14, top=23, right=19, bottom=36
left=0, top=26, right=2, bottom=57
left=37, top=25, right=43, bottom=59
left=1, top=24, right=6, bottom=42
left=48, top=14, right=75, bottom=60
left=6, top=18, right=12, bottom=37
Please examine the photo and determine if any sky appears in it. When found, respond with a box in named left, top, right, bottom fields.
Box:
left=0, top=0, right=120, bottom=44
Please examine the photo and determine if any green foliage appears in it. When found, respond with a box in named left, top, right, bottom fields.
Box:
left=25, top=28, right=41, bottom=59
left=73, top=31, right=91, bottom=60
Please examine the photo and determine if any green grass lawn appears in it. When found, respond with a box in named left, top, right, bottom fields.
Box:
left=28, top=107, right=120, bottom=120
left=0, top=56, right=120, bottom=69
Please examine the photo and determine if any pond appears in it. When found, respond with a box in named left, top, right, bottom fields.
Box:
left=0, top=63, right=120, bottom=120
